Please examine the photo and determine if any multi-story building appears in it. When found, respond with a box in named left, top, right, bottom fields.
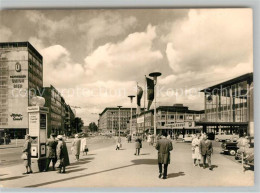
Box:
left=131, top=104, right=204, bottom=136
left=66, top=105, right=75, bottom=136
left=198, top=72, right=253, bottom=136
left=98, top=107, right=138, bottom=135
left=0, top=42, right=43, bottom=139
left=42, top=85, right=62, bottom=137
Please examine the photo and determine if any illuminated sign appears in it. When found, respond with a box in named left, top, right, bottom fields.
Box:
left=15, top=62, right=21, bottom=72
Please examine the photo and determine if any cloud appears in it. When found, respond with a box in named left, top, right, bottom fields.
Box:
left=79, top=11, right=137, bottom=52
left=40, top=45, right=85, bottom=88
left=0, top=26, right=12, bottom=42
left=84, top=24, right=163, bottom=82
left=164, top=9, right=253, bottom=75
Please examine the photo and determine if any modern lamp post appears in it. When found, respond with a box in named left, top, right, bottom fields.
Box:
left=117, top=106, right=122, bottom=137
left=111, top=112, right=114, bottom=136
left=149, top=72, right=162, bottom=142
left=128, top=95, right=135, bottom=137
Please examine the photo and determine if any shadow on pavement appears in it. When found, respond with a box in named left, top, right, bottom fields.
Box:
left=25, top=158, right=157, bottom=188
left=131, top=159, right=157, bottom=165
left=70, top=157, right=94, bottom=166
left=65, top=168, right=87, bottom=174
left=140, top=153, right=150, bottom=155
left=211, top=165, right=218, bottom=169
left=167, top=172, right=185, bottom=179
left=1, top=175, right=27, bottom=181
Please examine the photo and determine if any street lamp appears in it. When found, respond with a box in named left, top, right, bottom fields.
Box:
left=149, top=72, right=162, bottom=142
left=128, top=95, right=135, bottom=137
left=117, top=106, right=122, bottom=137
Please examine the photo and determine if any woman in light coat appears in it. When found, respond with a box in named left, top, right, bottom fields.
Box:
left=22, top=134, right=33, bottom=174
left=72, top=134, right=81, bottom=161
left=191, top=133, right=202, bottom=166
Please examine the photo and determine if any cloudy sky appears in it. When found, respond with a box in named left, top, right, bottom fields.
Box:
left=0, top=9, right=253, bottom=125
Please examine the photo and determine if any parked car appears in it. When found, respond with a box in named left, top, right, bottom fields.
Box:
left=235, top=137, right=254, bottom=160
left=221, top=141, right=239, bottom=155
left=215, top=133, right=239, bottom=142
left=182, top=134, right=194, bottom=142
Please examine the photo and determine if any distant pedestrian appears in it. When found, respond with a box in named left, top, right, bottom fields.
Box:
left=116, top=136, right=122, bottom=150
left=150, top=134, right=155, bottom=146
left=199, top=134, right=213, bottom=170
left=127, top=134, right=131, bottom=143
left=191, top=133, right=201, bottom=167
left=155, top=131, right=173, bottom=179
left=56, top=135, right=70, bottom=173
left=22, top=134, right=33, bottom=174
left=44, top=133, right=57, bottom=171
left=134, top=136, right=142, bottom=156
left=71, top=134, right=81, bottom=161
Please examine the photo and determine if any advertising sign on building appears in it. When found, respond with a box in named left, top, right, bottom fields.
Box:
left=29, top=112, right=39, bottom=136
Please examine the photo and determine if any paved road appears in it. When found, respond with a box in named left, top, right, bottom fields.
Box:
left=0, top=138, right=254, bottom=188
left=0, top=136, right=115, bottom=167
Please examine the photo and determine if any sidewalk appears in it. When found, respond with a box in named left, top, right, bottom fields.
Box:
left=0, top=139, right=24, bottom=149
left=0, top=138, right=254, bottom=188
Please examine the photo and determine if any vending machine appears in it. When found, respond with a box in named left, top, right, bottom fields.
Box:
left=27, top=106, right=49, bottom=172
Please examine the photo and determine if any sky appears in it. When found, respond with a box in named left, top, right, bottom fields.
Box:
left=0, top=9, right=253, bottom=125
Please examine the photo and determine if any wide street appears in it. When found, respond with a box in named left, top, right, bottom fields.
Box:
left=0, top=137, right=254, bottom=188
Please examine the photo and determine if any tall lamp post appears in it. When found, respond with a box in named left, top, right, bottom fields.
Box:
left=149, top=72, right=162, bottom=142
left=128, top=95, right=135, bottom=137
left=117, top=106, right=122, bottom=137
left=111, top=112, right=115, bottom=136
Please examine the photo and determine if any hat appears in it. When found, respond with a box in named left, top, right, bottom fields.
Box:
left=57, top=135, right=63, bottom=140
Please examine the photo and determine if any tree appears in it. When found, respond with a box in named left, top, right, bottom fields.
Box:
left=72, top=117, right=84, bottom=134
left=89, top=122, right=98, bottom=132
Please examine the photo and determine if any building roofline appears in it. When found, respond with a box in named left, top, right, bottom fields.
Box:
left=99, top=107, right=143, bottom=116
left=0, top=41, right=43, bottom=61
left=200, top=72, right=253, bottom=93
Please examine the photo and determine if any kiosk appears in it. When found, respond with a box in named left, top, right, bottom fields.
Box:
left=27, top=105, right=49, bottom=172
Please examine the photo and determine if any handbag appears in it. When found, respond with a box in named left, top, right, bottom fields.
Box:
left=21, top=153, right=28, bottom=160
left=55, top=159, right=61, bottom=168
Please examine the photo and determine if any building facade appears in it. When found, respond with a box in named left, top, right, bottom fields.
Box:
left=0, top=42, right=43, bottom=139
left=98, top=107, right=138, bottom=135
left=131, top=104, right=204, bottom=136
left=198, top=73, right=253, bottom=136
left=42, top=85, right=63, bottom=137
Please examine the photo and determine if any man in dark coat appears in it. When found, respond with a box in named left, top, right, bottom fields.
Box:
left=56, top=135, right=70, bottom=173
left=199, top=134, right=213, bottom=170
left=155, top=131, right=173, bottom=179
left=22, top=134, right=33, bottom=174
left=134, top=136, right=142, bottom=156
left=44, top=133, right=57, bottom=171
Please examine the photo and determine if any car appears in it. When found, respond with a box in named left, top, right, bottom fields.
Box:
left=215, top=133, right=239, bottom=142
left=182, top=134, right=194, bottom=142
left=221, top=141, right=239, bottom=155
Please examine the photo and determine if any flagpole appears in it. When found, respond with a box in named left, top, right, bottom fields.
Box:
left=136, top=82, right=139, bottom=136
left=143, top=76, right=146, bottom=139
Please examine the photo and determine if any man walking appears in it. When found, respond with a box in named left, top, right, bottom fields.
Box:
left=155, top=131, right=173, bottom=179
left=44, top=133, right=57, bottom=171
left=199, top=134, right=213, bottom=170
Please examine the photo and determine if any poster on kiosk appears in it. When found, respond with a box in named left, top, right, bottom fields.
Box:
left=27, top=97, right=49, bottom=172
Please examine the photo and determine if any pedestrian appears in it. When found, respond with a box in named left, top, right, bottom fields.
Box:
left=150, top=134, right=155, bottom=146
left=22, top=134, right=33, bottom=174
left=127, top=134, right=131, bottom=143
left=71, top=134, right=81, bottom=161
left=44, top=133, right=57, bottom=172
left=134, top=135, right=142, bottom=156
left=56, top=135, right=70, bottom=173
left=116, top=136, right=121, bottom=150
left=191, top=133, right=201, bottom=167
left=155, top=131, right=173, bottom=179
left=199, top=134, right=213, bottom=170
left=80, top=137, right=88, bottom=155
